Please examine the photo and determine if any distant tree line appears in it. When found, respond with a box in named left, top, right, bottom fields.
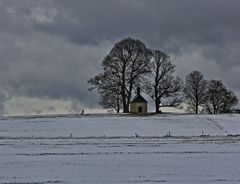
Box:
left=88, top=38, right=238, bottom=114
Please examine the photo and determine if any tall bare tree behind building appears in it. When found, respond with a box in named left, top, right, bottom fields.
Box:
left=183, top=70, right=207, bottom=114
left=145, top=50, right=183, bottom=113
left=88, top=38, right=152, bottom=113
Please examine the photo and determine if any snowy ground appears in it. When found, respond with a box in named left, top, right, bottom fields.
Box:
left=1, top=114, right=240, bottom=184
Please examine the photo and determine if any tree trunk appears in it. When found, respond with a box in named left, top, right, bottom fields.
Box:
left=154, top=81, right=161, bottom=113
left=122, top=94, right=128, bottom=113
left=155, top=100, right=161, bottom=113
left=195, top=94, right=199, bottom=114
left=126, top=87, right=131, bottom=113
left=117, top=105, right=120, bottom=113
left=121, top=65, right=128, bottom=113
left=126, top=88, right=132, bottom=113
left=195, top=105, right=199, bottom=114
left=213, top=103, right=216, bottom=114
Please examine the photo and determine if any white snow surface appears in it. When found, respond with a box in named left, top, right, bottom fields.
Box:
left=0, top=114, right=240, bottom=184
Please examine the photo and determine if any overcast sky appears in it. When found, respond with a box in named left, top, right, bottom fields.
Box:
left=0, top=0, right=240, bottom=115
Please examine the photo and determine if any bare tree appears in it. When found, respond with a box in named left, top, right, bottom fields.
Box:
left=88, top=71, right=122, bottom=113
left=183, top=70, right=207, bottom=114
left=145, top=50, right=183, bottom=113
left=204, top=80, right=238, bottom=114
left=98, top=81, right=122, bottom=113
left=99, top=93, right=122, bottom=113
left=221, top=91, right=238, bottom=113
left=88, top=38, right=151, bottom=113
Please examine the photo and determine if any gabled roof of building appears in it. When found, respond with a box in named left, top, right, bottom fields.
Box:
left=130, top=94, right=148, bottom=103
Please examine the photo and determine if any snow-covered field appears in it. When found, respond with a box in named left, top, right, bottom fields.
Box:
left=1, top=114, right=240, bottom=184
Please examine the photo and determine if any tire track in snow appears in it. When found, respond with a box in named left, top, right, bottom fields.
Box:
left=206, top=117, right=229, bottom=135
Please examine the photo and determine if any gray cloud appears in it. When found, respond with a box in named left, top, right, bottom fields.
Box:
left=0, top=0, right=240, bottom=114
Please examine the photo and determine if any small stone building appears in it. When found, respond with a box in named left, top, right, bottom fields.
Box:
left=130, top=87, right=148, bottom=114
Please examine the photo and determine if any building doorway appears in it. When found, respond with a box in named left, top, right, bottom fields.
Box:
left=138, top=106, right=142, bottom=113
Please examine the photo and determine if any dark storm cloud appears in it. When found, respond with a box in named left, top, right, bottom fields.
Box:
left=33, top=0, right=240, bottom=47
left=0, top=0, right=240, bottom=113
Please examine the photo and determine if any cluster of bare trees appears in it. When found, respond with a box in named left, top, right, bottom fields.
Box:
left=88, top=38, right=238, bottom=114
left=184, top=71, right=238, bottom=114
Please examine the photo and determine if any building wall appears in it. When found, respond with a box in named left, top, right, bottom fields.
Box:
left=130, top=102, right=147, bottom=114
